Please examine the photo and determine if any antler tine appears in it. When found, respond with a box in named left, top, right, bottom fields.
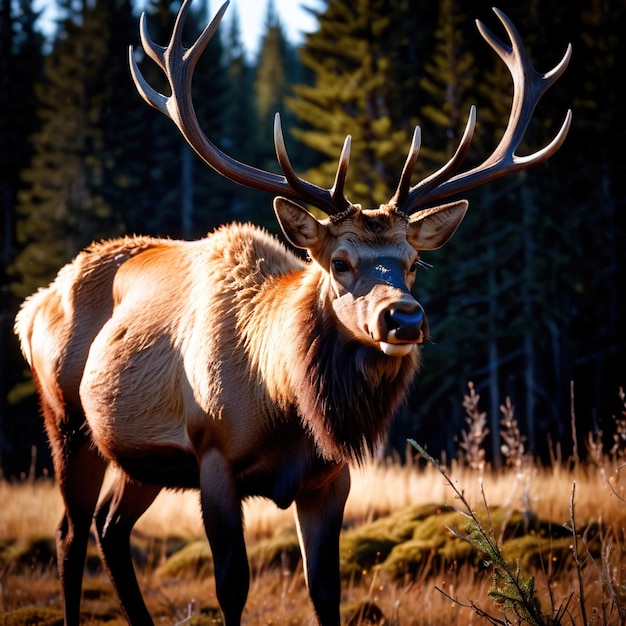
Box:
left=396, top=108, right=476, bottom=213
left=183, top=0, right=227, bottom=71
left=479, top=9, right=572, bottom=95
left=475, top=9, right=572, bottom=162
left=273, top=114, right=351, bottom=215
left=414, top=106, right=477, bottom=201
left=129, top=15, right=168, bottom=116
left=399, top=8, right=572, bottom=214
left=129, top=0, right=351, bottom=216
left=330, top=135, right=352, bottom=209
left=389, top=126, right=421, bottom=210
left=130, top=0, right=228, bottom=118
left=137, top=13, right=165, bottom=69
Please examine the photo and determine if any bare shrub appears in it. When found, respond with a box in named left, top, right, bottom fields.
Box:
left=458, top=382, right=489, bottom=473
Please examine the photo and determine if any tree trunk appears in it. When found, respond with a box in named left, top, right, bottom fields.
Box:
left=521, top=183, right=536, bottom=453
left=486, top=198, right=501, bottom=468
left=181, top=143, right=193, bottom=238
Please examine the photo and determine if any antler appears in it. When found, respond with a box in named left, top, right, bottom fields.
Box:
left=129, top=0, right=351, bottom=216
left=392, top=8, right=572, bottom=214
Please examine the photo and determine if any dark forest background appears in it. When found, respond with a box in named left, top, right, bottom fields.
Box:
left=1, top=0, right=624, bottom=478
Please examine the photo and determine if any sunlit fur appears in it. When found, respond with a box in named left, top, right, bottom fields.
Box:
left=15, top=237, right=163, bottom=463
left=14, top=204, right=462, bottom=626
left=16, top=221, right=418, bottom=471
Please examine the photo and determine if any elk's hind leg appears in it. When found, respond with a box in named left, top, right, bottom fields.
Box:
left=42, top=404, right=108, bottom=626
left=94, top=474, right=161, bottom=625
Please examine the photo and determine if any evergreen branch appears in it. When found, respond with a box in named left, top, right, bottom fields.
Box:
left=410, top=440, right=554, bottom=625
left=435, top=585, right=509, bottom=626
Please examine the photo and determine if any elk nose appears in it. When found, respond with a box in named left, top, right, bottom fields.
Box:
left=386, top=305, right=425, bottom=341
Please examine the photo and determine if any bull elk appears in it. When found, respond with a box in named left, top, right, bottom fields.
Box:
left=14, top=1, right=571, bottom=624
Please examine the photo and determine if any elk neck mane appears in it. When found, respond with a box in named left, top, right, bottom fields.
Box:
left=219, top=223, right=421, bottom=466
left=289, top=276, right=420, bottom=465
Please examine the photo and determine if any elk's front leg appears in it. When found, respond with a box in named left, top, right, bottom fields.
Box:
left=294, top=464, right=350, bottom=626
left=198, top=449, right=249, bottom=626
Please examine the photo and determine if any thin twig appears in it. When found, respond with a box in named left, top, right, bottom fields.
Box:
left=435, top=585, right=508, bottom=626
left=569, top=481, right=588, bottom=625
left=571, top=381, right=579, bottom=468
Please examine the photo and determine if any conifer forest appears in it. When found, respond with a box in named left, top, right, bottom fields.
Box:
left=0, top=0, right=624, bottom=478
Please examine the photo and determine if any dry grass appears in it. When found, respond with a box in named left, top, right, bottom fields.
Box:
left=1, top=456, right=625, bottom=625
left=3, top=459, right=623, bottom=543
left=3, top=385, right=623, bottom=624
left=35, top=458, right=626, bottom=535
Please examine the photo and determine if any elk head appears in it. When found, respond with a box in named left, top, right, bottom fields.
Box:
left=129, top=0, right=571, bottom=359
left=273, top=197, right=470, bottom=356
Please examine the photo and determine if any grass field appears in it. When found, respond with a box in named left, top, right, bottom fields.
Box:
left=1, top=454, right=625, bottom=625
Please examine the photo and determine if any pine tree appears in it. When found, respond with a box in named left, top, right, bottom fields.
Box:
left=255, top=0, right=289, bottom=131
left=96, top=0, right=147, bottom=236
left=253, top=0, right=302, bottom=188
left=288, top=0, right=437, bottom=209
left=10, top=2, right=119, bottom=300
left=466, top=1, right=602, bottom=458
left=418, top=0, right=475, bottom=165
left=560, top=0, right=626, bottom=439
left=0, top=0, right=45, bottom=477
left=187, top=0, right=233, bottom=235
left=224, top=8, right=254, bottom=169
left=122, top=0, right=235, bottom=238
left=1, top=0, right=44, bottom=276
left=123, top=0, right=188, bottom=238
left=219, top=7, right=267, bottom=223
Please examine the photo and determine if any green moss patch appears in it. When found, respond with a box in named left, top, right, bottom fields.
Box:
left=0, top=607, right=64, bottom=626
left=340, top=503, right=443, bottom=580
left=0, top=536, right=56, bottom=570
left=155, top=539, right=213, bottom=579
left=338, top=503, right=591, bottom=583
left=247, top=526, right=301, bottom=573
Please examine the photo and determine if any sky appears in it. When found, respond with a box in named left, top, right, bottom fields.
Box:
left=32, top=0, right=325, bottom=58
left=221, top=0, right=323, bottom=56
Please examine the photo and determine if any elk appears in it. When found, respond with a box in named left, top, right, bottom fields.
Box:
left=14, top=1, right=571, bottom=625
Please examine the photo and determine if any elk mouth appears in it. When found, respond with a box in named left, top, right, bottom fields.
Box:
left=379, top=341, right=415, bottom=357
left=379, top=327, right=424, bottom=357
left=364, top=321, right=424, bottom=357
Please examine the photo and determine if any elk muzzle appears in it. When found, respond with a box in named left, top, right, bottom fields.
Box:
left=378, top=298, right=428, bottom=357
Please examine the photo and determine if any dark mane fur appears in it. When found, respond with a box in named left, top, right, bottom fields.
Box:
left=294, top=287, right=419, bottom=465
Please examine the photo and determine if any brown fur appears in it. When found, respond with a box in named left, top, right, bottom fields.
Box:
left=15, top=203, right=466, bottom=626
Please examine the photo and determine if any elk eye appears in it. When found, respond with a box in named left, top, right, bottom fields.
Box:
left=332, top=259, right=350, bottom=273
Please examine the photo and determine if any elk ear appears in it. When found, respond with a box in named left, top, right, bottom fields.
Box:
left=274, top=196, right=326, bottom=251
left=407, top=199, right=468, bottom=250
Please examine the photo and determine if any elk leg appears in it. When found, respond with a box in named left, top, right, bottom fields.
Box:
left=294, top=464, right=351, bottom=626
left=94, top=474, right=161, bottom=625
left=198, top=449, right=249, bottom=626
left=44, top=410, right=108, bottom=626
